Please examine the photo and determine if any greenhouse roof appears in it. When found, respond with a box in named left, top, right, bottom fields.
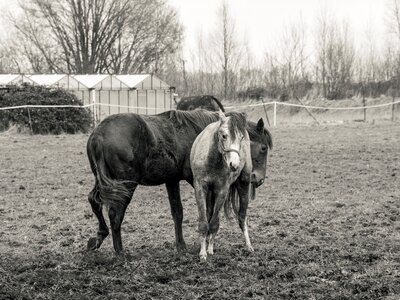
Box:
left=0, top=74, right=170, bottom=90
left=115, top=74, right=151, bottom=89
left=28, top=74, right=67, bottom=86
left=72, top=74, right=111, bottom=89
left=0, top=74, right=23, bottom=85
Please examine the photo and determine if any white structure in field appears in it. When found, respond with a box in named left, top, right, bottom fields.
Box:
left=0, top=74, right=175, bottom=121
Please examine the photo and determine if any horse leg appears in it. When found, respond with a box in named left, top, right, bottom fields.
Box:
left=237, top=181, right=254, bottom=252
left=207, top=187, right=228, bottom=256
left=194, top=180, right=209, bottom=261
left=206, top=190, right=216, bottom=255
left=108, top=185, right=136, bottom=256
left=166, top=182, right=187, bottom=252
left=87, top=184, right=109, bottom=250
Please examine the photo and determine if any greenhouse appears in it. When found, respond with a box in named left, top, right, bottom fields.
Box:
left=0, top=74, right=175, bottom=121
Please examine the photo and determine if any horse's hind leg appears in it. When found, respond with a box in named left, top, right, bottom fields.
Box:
left=166, top=182, right=187, bottom=252
left=194, top=180, right=209, bottom=261
left=108, top=185, right=136, bottom=255
left=87, top=184, right=109, bottom=250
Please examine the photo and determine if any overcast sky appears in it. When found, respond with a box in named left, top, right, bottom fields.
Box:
left=0, top=0, right=391, bottom=62
left=168, top=0, right=389, bottom=61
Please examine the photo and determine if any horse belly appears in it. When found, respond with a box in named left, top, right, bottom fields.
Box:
left=140, top=157, right=179, bottom=185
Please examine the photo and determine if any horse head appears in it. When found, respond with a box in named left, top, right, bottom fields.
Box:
left=217, top=112, right=247, bottom=172
left=248, top=118, right=273, bottom=189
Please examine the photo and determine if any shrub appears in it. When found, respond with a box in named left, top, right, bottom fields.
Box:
left=0, top=84, right=92, bottom=134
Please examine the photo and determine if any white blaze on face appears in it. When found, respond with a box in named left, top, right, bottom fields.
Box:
left=227, top=144, right=240, bottom=169
left=218, top=117, right=242, bottom=171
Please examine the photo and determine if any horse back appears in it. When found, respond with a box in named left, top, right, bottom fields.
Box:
left=88, top=113, right=203, bottom=185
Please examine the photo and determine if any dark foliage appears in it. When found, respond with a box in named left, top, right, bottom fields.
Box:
left=0, top=84, right=92, bottom=134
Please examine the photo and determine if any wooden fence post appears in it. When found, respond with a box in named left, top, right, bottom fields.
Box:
left=392, top=96, right=396, bottom=122
left=363, top=95, right=366, bottom=122
left=261, top=97, right=271, bottom=127
left=295, top=96, right=320, bottom=125
left=27, top=107, right=33, bottom=134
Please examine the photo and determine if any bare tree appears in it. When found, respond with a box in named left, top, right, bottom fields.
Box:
left=10, top=0, right=182, bottom=74
left=212, top=0, right=242, bottom=99
left=386, top=0, right=400, bottom=80
left=113, top=0, right=183, bottom=74
left=0, top=43, right=24, bottom=73
left=315, top=10, right=355, bottom=99
left=275, top=18, right=309, bottom=98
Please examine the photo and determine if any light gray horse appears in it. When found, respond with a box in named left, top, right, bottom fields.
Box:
left=190, top=111, right=253, bottom=261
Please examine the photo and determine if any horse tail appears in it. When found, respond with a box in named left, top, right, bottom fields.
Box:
left=224, top=185, right=240, bottom=221
left=88, top=134, right=132, bottom=208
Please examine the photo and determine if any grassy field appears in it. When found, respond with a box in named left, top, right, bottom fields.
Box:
left=0, top=121, right=399, bottom=299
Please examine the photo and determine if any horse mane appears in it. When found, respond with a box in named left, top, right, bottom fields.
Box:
left=226, top=112, right=247, bottom=139
left=162, top=109, right=219, bottom=132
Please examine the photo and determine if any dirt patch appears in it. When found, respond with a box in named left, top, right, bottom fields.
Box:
left=0, top=122, right=399, bottom=299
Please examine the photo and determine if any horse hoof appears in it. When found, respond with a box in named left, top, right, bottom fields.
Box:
left=247, top=245, right=254, bottom=253
left=115, top=251, right=127, bottom=260
left=87, top=237, right=100, bottom=250
left=199, top=253, right=207, bottom=262
left=177, top=243, right=187, bottom=253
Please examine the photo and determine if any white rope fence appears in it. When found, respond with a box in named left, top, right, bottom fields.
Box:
left=96, top=102, right=158, bottom=110
left=225, top=100, right=400, bottom=126
left=0, top=100, right=399, bottom=127
left=0, top=103, right=94, bottom=110
left=224, top=100, right=400, bottom=110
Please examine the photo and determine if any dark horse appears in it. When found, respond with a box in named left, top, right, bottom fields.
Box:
left=176, top=95, right=225, bottom=112
left=86, top=110, right=272, bottom=255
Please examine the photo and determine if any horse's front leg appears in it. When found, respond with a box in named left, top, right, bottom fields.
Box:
left=87, top=183, right=109, bottom=250
left=166, top=182, right=187, bottom=252
left=194, top=180, right=209, bottom=261
left=206, top=190, right=216, bottom=256
left=236, top=180, right=254, bottom=252
left=207, top=186, right=229, bottom=256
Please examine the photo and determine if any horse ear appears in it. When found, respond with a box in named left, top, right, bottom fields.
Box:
left=256, top=118, right=264, bottom=132
left=219, top=111, right=227, bottom=123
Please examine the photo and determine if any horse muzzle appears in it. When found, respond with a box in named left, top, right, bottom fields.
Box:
left=230, top=162, right=239, bottom=172
left=251, top=173, right=266, bottom=187
left=254, top=179, right=264, bottom=187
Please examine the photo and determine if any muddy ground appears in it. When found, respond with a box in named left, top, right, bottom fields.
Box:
left=0, top=121, right=399, bottom=299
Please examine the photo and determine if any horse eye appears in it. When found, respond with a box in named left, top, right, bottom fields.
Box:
left=221, top=133, right=228, bottom=140
left=261, top=145, right=267, bottom=152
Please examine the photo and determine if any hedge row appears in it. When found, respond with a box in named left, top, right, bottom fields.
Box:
left=0, top=84, right=92, bottom=134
